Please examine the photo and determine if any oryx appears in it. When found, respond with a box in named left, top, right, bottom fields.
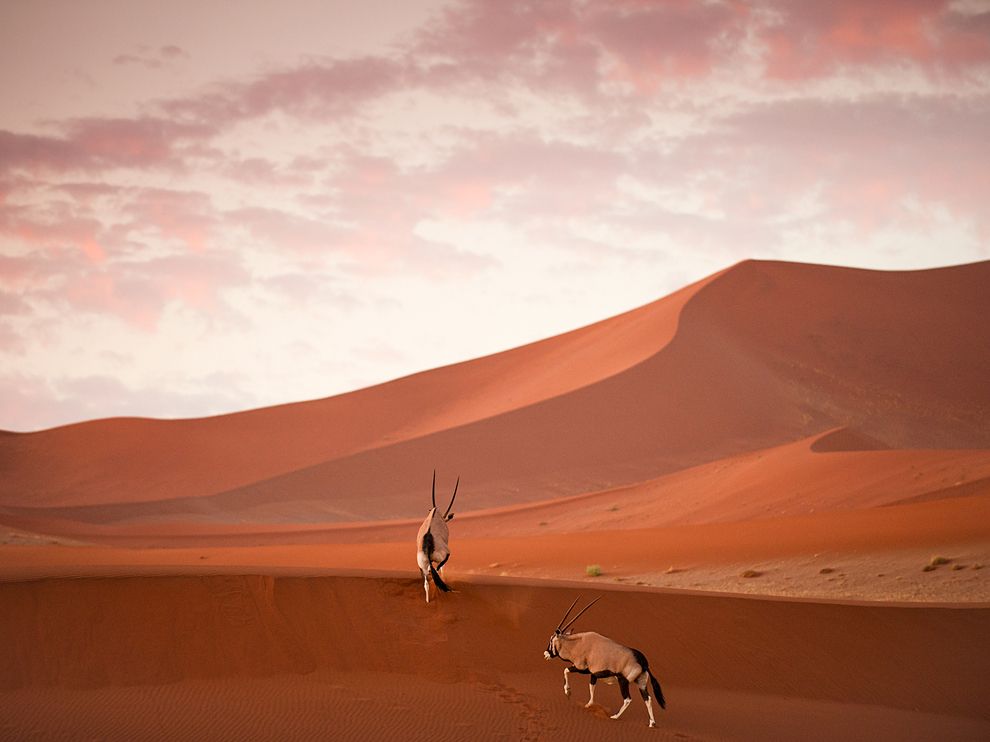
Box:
left=544, top=596, right=666, bottom=727
left=416, top=470, right=458, bottom=602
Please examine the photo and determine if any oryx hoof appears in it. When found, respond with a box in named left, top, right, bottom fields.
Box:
left=649, top=720, right=657, bottom=728
left=610, top=713, right=620, bottom=720
left=584, top=701, right=593, bottom=708
left=563, top=687, right=570, bottom=697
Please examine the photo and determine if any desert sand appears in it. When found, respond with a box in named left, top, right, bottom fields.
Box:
left=1, top=259, right=988, bottom=740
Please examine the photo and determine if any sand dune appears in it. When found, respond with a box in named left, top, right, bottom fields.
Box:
left=0, top=270, right=716, bottom=509
left=4, top=430, right=990, bottom=552
left=3, top=260, right=988, bottom=526
left=1, top=575, right=987, bottom=741
left=2, top=259, right=988, bottom=740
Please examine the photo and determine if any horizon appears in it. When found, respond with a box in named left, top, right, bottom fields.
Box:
left=3, top=0, right=989, bottom=431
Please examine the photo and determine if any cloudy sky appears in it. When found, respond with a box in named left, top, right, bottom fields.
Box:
left=2, top=0, right=988, bottom=431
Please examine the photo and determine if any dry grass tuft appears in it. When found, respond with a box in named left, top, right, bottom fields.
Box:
left=586, top=564, right=602, bottom=577
left=929, top=555, right=951, bottom=567
left=741, top=569, right=762, bottom=578
left=819, top=567, right=835, bottom=574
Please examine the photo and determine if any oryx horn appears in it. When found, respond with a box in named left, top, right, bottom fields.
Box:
left=560, top=596, right=601, bottom=633
left=445, top=476, right=459, bottom=517
left=555, top=597, right=580, bottom=632
left=432, top=469, right=437, bottom=509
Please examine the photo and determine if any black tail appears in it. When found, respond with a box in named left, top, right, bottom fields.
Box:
left=429, top=563, right=451, bottom=592
left=632, top=648, right=666, bottom=710
left=649, top=672, right=666, bottom=710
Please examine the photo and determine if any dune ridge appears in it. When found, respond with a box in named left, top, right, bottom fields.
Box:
left=0, top=269, right=718, bottom=509
left=2, top=260, right=988, bottom=532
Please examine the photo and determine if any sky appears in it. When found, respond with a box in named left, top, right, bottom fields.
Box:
left=1, top=0, right=989, bottom=432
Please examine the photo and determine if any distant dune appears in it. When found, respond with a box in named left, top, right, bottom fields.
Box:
left=1, top=260, right=988, bottom=526
left=2, top=260, right=988, bottom=741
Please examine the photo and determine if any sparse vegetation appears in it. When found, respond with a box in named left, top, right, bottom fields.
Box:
left=741, top=569, right=762, bottom=578
left=538, top=521, right=549, bottom=527
left=665, top=565, right=681, bottom=574
left=922, top=564, right=936, bottom=572
left=586, top=564, right=602, bottom=577
left=929, top=555, right=951, bottom=567
left=607, top=505, right=620, bottom=512
left=819, top=567, right=834, bottom=574
left=952, top=564, right=966, bottom=571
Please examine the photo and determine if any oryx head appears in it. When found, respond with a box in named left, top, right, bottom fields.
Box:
left=544, top=596, right=600, bottom=660
left=430, top=469, right=459, bottom=522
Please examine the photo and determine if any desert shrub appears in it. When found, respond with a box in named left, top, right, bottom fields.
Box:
left=586, top=564, right=602, bottom=577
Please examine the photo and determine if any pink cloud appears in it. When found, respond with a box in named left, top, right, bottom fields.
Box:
left=112, top=44, right=188, bottom=69
left=587, top=0, right=750, bottom=90
left=161, top=57, right=403, bottom=128
left=416, top=0, right=749, bottom=97
left=122, top=188, right=217, bottom=252
left=55, top=250, right=249, bottom=330
left=762, top=0, right=990, bottom=79
left=227, top=206, right=346, bottom=254
left=0, top=117, right=212, bottom=176
left=0, top=201, right=107, bottom=262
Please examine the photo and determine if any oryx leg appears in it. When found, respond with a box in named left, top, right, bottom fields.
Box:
left=611, top=676, right=632, bottom=720
left=416, top=552, right=432, bottom=603
left=638, top=674, right=657, bottom=728
left=564, top=666, right=589, bottom=698
left=586, top=671, right=612, bottom=707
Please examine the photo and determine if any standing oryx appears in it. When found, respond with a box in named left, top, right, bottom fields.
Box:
left=544, top=597, right=666, bottom=728
left=416, top=470, right=458, bottom=603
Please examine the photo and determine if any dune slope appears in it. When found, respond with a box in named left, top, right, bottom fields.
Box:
left=0, top=575, right=987, bottom=741
left=2, top=260, right=987, bottom=529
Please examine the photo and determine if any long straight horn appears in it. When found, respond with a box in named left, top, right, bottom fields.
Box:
left=432, top=469, right=437, bottom=509
left=561, top=596, right=601, bottom=633
left=445, top=476, right=459, bottom=517
left=555, top=597, right=580, bottom=632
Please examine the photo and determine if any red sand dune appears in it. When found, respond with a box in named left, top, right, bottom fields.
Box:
left=1, top=259, right=989, bottom=741
left=1, top=575, right=987, bottom=741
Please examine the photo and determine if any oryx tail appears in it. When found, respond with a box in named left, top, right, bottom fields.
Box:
left=429, top=562, right=451, bottom=592
left=632, top=648, right=666, bottom=709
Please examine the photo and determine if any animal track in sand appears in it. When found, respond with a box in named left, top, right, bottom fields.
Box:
left=481, top=681, right=553, bottom=742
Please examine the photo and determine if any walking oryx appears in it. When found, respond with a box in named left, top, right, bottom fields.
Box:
left=416, top=470, right=458, bottom=602
left=544, top=597, right=666, bottom=727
